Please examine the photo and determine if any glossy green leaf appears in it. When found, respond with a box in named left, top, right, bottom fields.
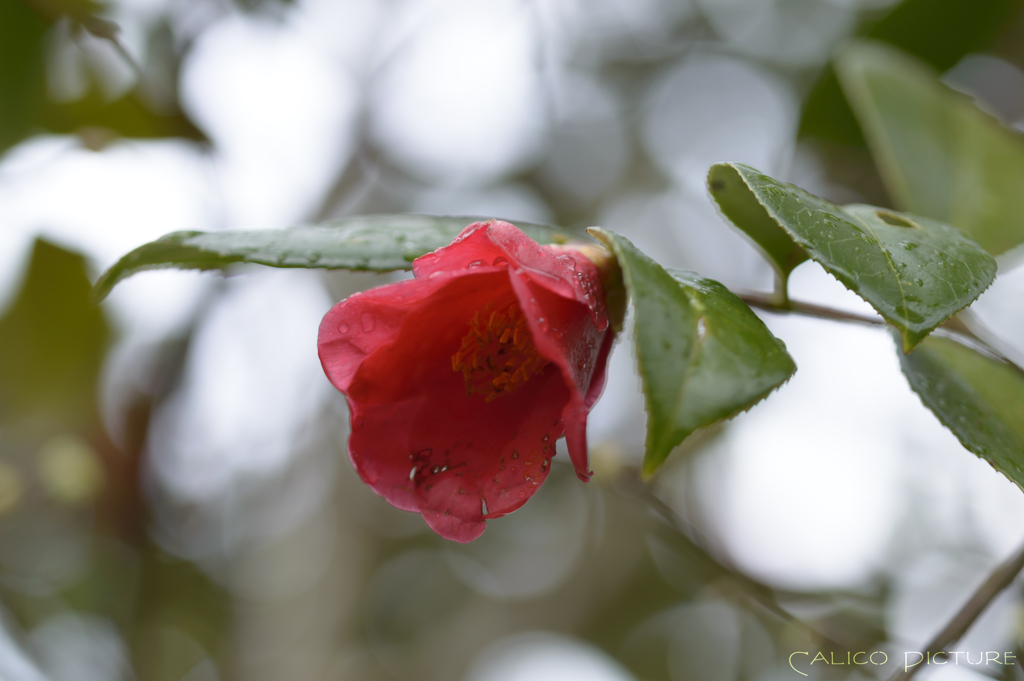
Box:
left=837, top=40, right=1024, bottom=257
left=899, top=335, right=1024, bottom=491
left=708, top=163, right=809, bottom=287
left=590, top=228, right=796, bottom=475
left=708, top=163, right=997, bottom=352
left=93, top=215, right=576, bottom=300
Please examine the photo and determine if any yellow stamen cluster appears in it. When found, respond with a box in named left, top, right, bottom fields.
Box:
left=451, top=303, right=548, bottom=401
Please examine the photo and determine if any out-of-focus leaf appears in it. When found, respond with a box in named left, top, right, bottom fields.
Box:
left=590, top=228, right=796, bottom=475
left=42, top=89, right=204, bottom=143
left=92, top=215, right=577, bottom=300
left=0, top=1, right=49, bottom=151
left=799, top=0, right=1024, bottom=147
left=0, top=238, right=110, bottom=428
left=837, top=40, right=1024, bottom=258
left=0, top=0, right=203, bottom=154
left=130, top=546, right=230, bottom=680
left=708, top=163, right=808, bottom=287
left=708, top=163, right=996, bottom=352
left=899, top=335, right=1024, bottom=491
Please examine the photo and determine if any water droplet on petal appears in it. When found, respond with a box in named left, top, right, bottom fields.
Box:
left=431, top=466, right=440, bottom=474
left=519, top=491, right=526, bottom=499
left=511, top=450, right=519, bottom=459
left=338, top=322, right=350, bottom=334
left=468, top=259, right=486, bottom=268
left=409, top=467, right=417, bottom=481
left=542, top=434, right=549, bottom=442
left=492, top=256, right=508, bottom=266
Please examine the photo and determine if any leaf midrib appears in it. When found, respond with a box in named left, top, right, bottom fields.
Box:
left=846, top=210, right=912, bottom=326
left=655, top=290, right=705, bottom=457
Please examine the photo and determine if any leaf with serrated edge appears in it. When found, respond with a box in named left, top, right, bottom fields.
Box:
left=899, top=335, right=1024, bottom=491
left=93, top=215, right=573, bottom=301
left=837, top=40, right=1024, bottom=258
left=708, top=163, right=809, bottom=287
left=708, top=162, right=997, bottom=352
left=590, top=228, right=796, bottom=475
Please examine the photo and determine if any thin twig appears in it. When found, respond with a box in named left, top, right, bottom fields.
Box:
left=887, top=541, right=1024, bottom=681
left=737, top=291, right=1024, bottom=380
left=615, top=469, right=855, bottom=654
left=739, top=291, right=885, bottom=328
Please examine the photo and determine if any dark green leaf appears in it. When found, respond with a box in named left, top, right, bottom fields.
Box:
left=707, top=163, right=809, bottom=288
left=0, top=238, right=110, bottom=428
left=0, top=0, right=203, bottom=154
left=590, top=228, right=796, bottom=475
left=899, top=335, right=1024, bottom=491
left=837, top=40, right=1024, bottom=257
left=0, top=0, right=49, bottom=152
left=93, top=215, right=576, bottom=301
left=708, top=163, right=997, bottom=352
left=799, top=0, right=1023, bottom=148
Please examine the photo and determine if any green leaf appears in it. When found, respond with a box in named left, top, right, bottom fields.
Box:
left=0, top=238, right=110, bottom=428
left=707, top=163, right=809, bottom=289
left=899, top=335, right=1024, bottom=491
left=708, top=162, right=997, bottom=352
left=837, top=40, right=1024, bottom=257
left=799, top=0, right=1023, bottom=148
left=0, top=1, right=203, bottom=154
left=589, top=228, right=796, bottom=476
left=93, top=215, right=575, bottom=300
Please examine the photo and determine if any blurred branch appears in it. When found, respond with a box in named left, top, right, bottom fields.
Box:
left=16, top=0, right=146, bottom=83
left=615, top=468, right=855, bottom=653
left=738, top=291, right=1024, bottom=379
left=887, top=540, right=1024, bottom=681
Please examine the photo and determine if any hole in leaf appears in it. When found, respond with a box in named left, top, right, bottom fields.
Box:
left=875, top=211, right=920, bottom=229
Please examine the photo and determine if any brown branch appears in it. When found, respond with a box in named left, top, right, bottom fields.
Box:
left=737, top=292, right=1024, bottom=380
left=887, top=541, right=1024, bottom=681
left=615, top=469, right=855, bottom=654
left=738, top=291, right=885, bottom=328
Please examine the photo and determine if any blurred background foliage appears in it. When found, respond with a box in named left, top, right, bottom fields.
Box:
left=3, top=0, right=1024, bottom=680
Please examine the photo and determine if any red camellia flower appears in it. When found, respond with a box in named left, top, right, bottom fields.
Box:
left=317, top=220, right=618, bottom=542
